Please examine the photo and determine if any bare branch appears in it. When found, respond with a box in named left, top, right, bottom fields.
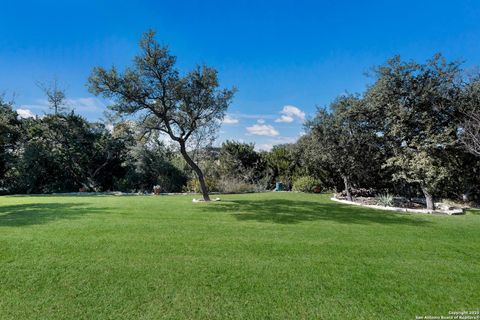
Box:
left=36, top=78, right=68, bottom=115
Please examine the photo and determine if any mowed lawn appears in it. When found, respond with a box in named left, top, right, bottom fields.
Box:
left=0, top=193, right=479, bottom=319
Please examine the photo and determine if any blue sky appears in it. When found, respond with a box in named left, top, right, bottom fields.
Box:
left=1, top=0, right=480, bottom=150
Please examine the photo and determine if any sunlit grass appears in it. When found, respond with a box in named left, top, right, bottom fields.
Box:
left=1, top=193, right=479, bottom=319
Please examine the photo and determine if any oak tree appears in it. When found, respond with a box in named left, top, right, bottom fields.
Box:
left=88, top=31, right=235, bottom=201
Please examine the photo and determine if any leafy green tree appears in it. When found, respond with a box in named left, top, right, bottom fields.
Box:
left=120, top=135, right=188, bottom=192
left=218, top=140, right=265, bottom=183
left=88, top=30, right=235, bottom=201
left=441, top=151, right=480, bottom=202
left=461, top=111, right=480, bottom=157
left=265, top=144, right=300, bottom=190
left=462, top=111, right=480, bottom=156
left=295, top=133, right=344, bottom=191
left=15, top=116, right=76, bottom=193
left=460, top=77, right=480, bottom=157
left=0, top=98, right=21, bottom=190
left=15, top=114, right=128, bottom=193
left=84, top=122, right=131, bottom=190
left=306, top=95, right=383, bottom=201
left=366, top=54, right=464, bottom=209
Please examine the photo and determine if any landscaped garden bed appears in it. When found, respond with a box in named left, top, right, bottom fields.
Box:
left=332, top=194, right=466, bottom=215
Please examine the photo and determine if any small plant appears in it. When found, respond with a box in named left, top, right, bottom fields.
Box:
left=292, top=176, right=319, bottom=193
left=376, top=193, right=394, bottom=207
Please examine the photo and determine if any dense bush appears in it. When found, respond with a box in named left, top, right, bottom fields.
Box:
left=120, top=145, right=188, bottom=193
left=12, top=114, right=128, bottom=193
left=292, top=176, right=319, bottom=193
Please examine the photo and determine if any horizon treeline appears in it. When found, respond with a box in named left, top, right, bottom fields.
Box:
left=0, top=54, right=479, bottom=207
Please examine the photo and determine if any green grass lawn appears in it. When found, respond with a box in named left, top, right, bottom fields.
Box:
left=0, top=193, right=479, bottom=319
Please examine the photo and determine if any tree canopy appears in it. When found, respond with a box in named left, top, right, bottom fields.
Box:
left=0, top=48, right=479, bottom=208
left=88, top=30, right=235, bottom=201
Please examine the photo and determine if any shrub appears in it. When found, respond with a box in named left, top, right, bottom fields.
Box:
left=292, top=176, right=319, bottom=193
left=184, top=177, right=218, bottom=193
left=216, top=177, right=255, bottom=194
left=338, top=188, right=377, bottom=198
left=376, top=193, right=394, bottom=207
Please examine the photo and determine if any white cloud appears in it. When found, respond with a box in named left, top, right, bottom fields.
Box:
left=275, top=115, right=294, bottom=123
left=16, top=108, right=35, bottom=119
left=254, top=136, right=300, bottom=152
left=224, top=113, right=276, bottom=120
left=19, top=97, right=107, bottom=115
left=256, top=143, right=274, bottom=151
left=257, top=119, right=265, bottom=124
left=275, top=105, right=305, bottom=123
left=66, top=97, right=106, bottom=112
left=284, top=105, right=305, bottom=120
left=222, top=115, right=239, bottom=124
left=272, top=136, right=298, bottom=144
left=246, top=124, right=279, bottom=137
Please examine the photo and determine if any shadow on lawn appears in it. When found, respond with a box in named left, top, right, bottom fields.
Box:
left=200, top=199, right=432, bottom=226
left=0, top=202, right=104, bottom=227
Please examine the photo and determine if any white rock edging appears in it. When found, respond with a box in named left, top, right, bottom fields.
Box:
left=330, top=196, right=464, bottom=215
left=192, top=197, right=221, bottom=203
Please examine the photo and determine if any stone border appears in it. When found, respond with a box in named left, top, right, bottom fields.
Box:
left=330, top=196, right=465, bottom=215
left=192, top=197, right=221, bottom=203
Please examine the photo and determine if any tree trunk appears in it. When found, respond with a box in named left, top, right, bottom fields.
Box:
left=421, top=186, right=435, bottom=211
left=180, top=142, right=210, bottom=202
left=461, top=187, right=472, bottom=202
left=342, top=175, right=353, bottom=202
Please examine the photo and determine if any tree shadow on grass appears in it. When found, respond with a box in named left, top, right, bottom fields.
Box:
left=0, top=203, right=105, bottom=227
left=199, top=199, right=432, bottom=226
